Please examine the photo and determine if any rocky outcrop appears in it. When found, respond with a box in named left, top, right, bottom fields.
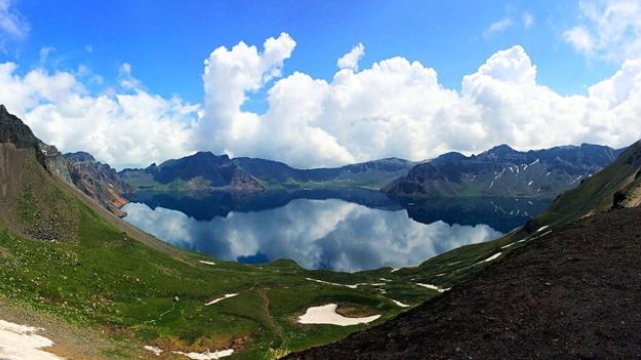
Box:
left=0, top=105, right=47, bottom=168
left=0, top=105, right=40, bottom=150
left=39, top=142, right=73, bottom=183
left=64, top=152, right=133, bottom=217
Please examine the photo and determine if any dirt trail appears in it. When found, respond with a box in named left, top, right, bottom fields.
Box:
left=260, top=289, right=288, bottom=351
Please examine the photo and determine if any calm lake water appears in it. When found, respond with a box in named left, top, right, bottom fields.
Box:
left=123, top=189, right=550, bottom=272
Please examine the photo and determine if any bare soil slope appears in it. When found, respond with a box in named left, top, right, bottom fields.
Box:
left=288, top=206, right=641, bottom=359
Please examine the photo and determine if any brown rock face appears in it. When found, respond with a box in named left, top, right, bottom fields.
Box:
left=65, top=153, right=133, bottom=217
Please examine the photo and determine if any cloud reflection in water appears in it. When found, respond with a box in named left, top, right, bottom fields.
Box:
left=123, top=198, right=502, bottom=272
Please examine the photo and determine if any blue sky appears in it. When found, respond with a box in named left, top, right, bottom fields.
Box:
left=2, top=0, right=641, bottom=169
left=4, top=0, right=616, bottom=103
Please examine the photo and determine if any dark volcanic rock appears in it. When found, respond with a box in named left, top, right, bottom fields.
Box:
left=64, top=151, right=96, bottom=163
left=288, top=206, right=641, bottom=360
left=0, top=104, right=48, bottom=168
left=0, top=105, right=40, bottom=149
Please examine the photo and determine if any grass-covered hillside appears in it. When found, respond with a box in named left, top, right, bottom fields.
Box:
left=0, top=133, right=443, bottom=359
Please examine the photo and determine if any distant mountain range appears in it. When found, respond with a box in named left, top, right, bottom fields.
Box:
left=119, top=152, right=415, bottom=192
left=385, top=144, right=625, bottom=198
left=5, top=104, right=627, bottom=216
left=117, top=144, right=625, bottom=199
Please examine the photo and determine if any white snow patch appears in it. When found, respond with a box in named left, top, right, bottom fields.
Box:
left=0, top=319, right=65, bottom=360
left=488, top=181, right=494, bottom=190
left=482, top=252, right=502, bottom=263
left=528, top=181, right=533, bottom=186
left=536, top=225, right=549, bottom=233
left=529, top=230, right=553, bottom=242
left=392, top=300, right=410, bottom=308
left=298, top=304, right=380, bottom=326
left=205, top=293, right=238, bottom=306
left=173, top=349, right=234, bottom=359
left=144, top=346, right=163, bottom=356
left=501, top=243, right=515, bottom=249
left=416, top=283, right=449, bottom=293
left=199, top=260, right=216, bottom=266
left=305, top=278, right=362, bottom=289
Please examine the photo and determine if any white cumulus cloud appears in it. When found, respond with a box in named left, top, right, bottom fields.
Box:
left=0, top=63, right=199, bottom=169
left=5, top=32, right=641, bottom=170
left=564, top=0, right=641, bottom=62
left=194, top=35, right=641, bottom=168
left=337, top=43, right=365, bottom=71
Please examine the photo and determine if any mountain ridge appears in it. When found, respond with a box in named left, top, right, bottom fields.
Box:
left=119, top=152, right=416, bottom=192
left=386, top=143, right=626, bottom=198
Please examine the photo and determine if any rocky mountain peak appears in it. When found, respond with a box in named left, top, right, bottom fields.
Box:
left=479, top=144, right=521, bottom=161
left=0, top=105, right=40, bottom=150
left=64, top=151, right=97, bottom=163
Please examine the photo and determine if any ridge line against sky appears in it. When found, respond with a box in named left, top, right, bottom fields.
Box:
left=1, top=0, right=641, bottom=169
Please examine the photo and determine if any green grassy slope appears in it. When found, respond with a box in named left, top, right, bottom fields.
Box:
left=0, top=141, right=449, bottom=359
left=529, top=140, right=641, bottom=230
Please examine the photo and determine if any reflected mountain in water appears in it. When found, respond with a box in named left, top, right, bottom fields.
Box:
left=123, top=190, right=551, bottom=272
left=397, top=196, right=550, bottom=233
